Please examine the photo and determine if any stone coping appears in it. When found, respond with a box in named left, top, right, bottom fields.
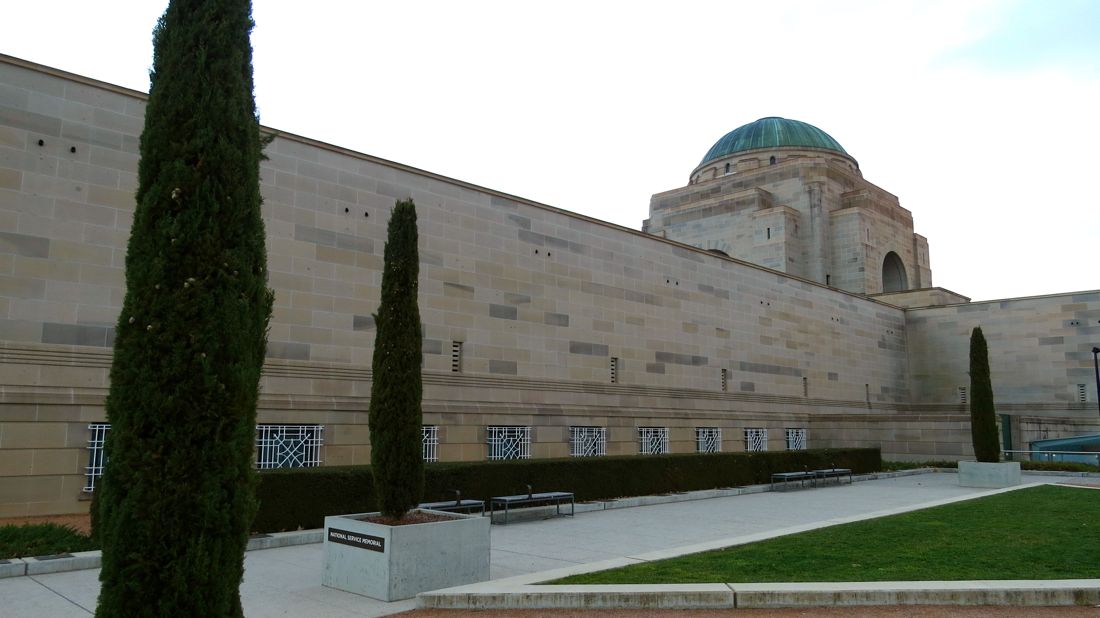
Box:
left=417, top=580, right=1100, bottom=609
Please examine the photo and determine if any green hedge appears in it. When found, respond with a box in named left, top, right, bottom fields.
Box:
left=253, top=447, right=880, bottom=532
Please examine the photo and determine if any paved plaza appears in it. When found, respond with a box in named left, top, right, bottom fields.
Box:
left=1, top=472, right=1094, bottom=616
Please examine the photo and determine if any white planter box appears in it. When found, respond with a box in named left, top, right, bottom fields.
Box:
left=958, top=460, right=1021, bottom=488
left=322, top=509, right=490, bottom=602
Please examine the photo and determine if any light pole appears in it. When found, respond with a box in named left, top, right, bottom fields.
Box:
left=1093, top=347, right=1100, bottom=418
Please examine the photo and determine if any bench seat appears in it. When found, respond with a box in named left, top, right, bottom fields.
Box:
left=489, top=491, right=574, bottom=524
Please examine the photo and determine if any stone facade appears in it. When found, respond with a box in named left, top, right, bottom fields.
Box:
left=645, top=145, right=932, bottom=295
left=0, top=55, right=1097, bottom=517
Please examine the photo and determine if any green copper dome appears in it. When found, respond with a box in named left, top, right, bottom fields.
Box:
left=699, top=117, right=849, bottom=166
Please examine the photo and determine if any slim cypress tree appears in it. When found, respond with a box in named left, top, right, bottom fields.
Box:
left=969, top=326, right=1000, bottom=462
left=95, top=1, right=272, bottom=615
left=368, top=199, right=424, bottom=520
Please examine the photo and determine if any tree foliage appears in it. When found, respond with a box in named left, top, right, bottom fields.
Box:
left=969, top=326, right=1000, bottom=462
left=95, top=1, right=272, bottom=615
left=368, top=199, right=425, bottom=519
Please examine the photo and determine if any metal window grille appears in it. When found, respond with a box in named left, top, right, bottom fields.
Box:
left=802, top=377, right=809, bottom=397
left=696, top=427, right=721, bottom=453
left=84, top=423, right=110, bottom=492
left=487, top=426, right=530, bottom=460
left=721, top=368, right=728, bottom=392
left=569, top=426, right=606, bottom=457
left=786, top=428, right=807, bottom=451
left=958, top=386, right=968, bottom=404
left=1078, top=384, right=1088, bottom=403
left=745, top=428, right=768, bottom=452
left=422, top=425, right=439, bottom=462
left=638, top=427, right=669, bottom=455
left=451, top=342, right=463, bottom=372
left=255, top=424, right=323, bottom=469
left=610, top=357, right=619, bottom=384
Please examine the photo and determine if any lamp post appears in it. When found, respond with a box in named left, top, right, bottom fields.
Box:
left=1093, top=346, right=1100, bottom=418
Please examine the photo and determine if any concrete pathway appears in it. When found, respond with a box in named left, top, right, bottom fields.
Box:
left=1, top=471, right=1092, bottom=616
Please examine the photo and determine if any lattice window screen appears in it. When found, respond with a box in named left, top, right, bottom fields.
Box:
left=638, top=427, right=669, bottom=455
left=786, top=428, right=807, bottom=451
left=487, top=426, right=531, bottom=460
left=255, top=424, right=324, bottom=469
left=696, top=427, right=721, bottom=453
left=745, top=428, right=768, bottom=452
left=84, top=423, right=110, bottom=492
left=422, top=425, right=439, bottom=462
left=569, top=426, right=606, bottom=457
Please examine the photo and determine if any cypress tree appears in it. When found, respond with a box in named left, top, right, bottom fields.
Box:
left=969, top=326, right=1000, bottom=462
left=95, top=1, right=272, bottom=616
left=368, top=199, right=424, bottom=520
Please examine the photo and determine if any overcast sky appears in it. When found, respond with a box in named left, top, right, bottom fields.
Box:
left=4, top=1, right=1098, bottom=302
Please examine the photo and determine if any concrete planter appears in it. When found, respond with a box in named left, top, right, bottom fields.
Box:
left=958, top=460, right=1021, bottom=488
left=322, top=509, right=490, bottom=602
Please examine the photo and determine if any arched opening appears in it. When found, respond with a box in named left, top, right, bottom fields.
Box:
left=882, top=251, right=908, bottom=292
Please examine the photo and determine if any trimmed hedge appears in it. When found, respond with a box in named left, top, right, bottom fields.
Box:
left=253, top=447, right=880, bottom=532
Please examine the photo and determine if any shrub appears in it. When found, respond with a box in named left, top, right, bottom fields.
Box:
left=0, top=524, right=96, bottom=560
left=95, top=1, right=272, bottom=615
left=368, top=199, right=424, bottom=520
left=969, top=326, right=1000, bottom=462
left=253, top=448, right=880, bottom=532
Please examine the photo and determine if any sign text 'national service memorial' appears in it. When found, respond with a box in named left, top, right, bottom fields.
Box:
left=327, top=527, right=385, bottom=552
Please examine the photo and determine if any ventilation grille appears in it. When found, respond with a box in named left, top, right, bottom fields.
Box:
left=451, top=341, right=463, bottom=372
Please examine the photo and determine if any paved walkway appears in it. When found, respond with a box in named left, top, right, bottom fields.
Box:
left=1, top=472, right=1092, bottom=616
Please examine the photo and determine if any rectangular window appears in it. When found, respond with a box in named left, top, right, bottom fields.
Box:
left=958, top=386, right=968, bottom=404
left=255, top=424, right=324, bottom=469
left=638, top=427, right=669, bottom=455
left=451, top=341, right=463, bottom=372
left=422, top=425, right=439, bottom=462
left=696, top=427, right=721, bottom=453
left=786, top=428, right=807, bottom=451
left=569, top=426, right=606, bottom=457
left=487, top=426, right=531, bottom=460
left=610, top=357, right=619, bottom=384
left=1078, top=384, right=1088, bottom=403
left=745, top=428, right=768, bottom=452
left=802, top=376, right=808, bottom=397
left=721, top=368, right=728, bottom=392
left=84, top=423, right=110, bottom=492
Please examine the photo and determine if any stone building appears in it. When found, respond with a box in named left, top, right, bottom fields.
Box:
left=645, top=117, right=930, bottom=295
left=0, top=54, right=1097, bottom=517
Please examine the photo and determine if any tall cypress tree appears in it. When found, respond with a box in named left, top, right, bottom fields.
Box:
left=969, top=326, right=1000, bottom=462
left=368, top=199, right=424, bottom=520
left=95, top=1, right=272, bottom=615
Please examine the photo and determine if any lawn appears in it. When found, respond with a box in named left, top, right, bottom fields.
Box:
left=551, top=485, right=1100, bottom=584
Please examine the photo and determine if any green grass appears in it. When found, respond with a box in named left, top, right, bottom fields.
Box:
left=881, top=460, right=1100, bottom=473
left=551, top=485, right=1100, bottom=584
left=0, top=523, right=97, bottom=559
